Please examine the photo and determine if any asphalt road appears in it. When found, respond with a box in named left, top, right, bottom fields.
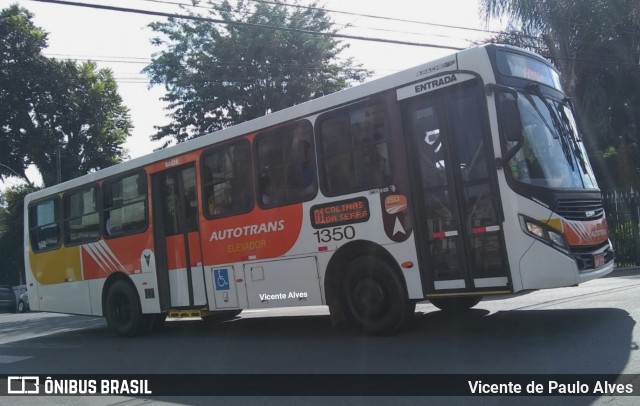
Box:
left=1, top=269, right=640, bottom=405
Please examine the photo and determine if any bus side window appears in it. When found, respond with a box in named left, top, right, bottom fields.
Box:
left=317, top=102, right=391, bottom=196
left=102, top=171, right=148, bottom=238
left=287, top=125, right=317, bottom=200
left=202, top=140, right=254, bottom=218
left=28, top=197, right=61, bottom=252
left=255, top=120, right=317, bottom=209
left=63, top=185, right=100, bottom=245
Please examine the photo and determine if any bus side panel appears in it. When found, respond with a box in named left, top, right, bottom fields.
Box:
left=81, top=236, right=153, bottom=279
left=205, top=264, right=241, bottom=309
left=131, top=272, right=162, bottom=314
left=29, top=246, right=82, bottom=285
left=88, top=279, right=104, bottom=316
left=37, top=281, right=92, bottom=315
left=28, top=245, right=92, bottom=314
left=28, top=230, right=157, bottom=316
left=242, top=256, right=322, bottom=309
left=381, top=237, right=423, bottom=300
left=200, top=203, right=303, bottom=265
left=24, top=253, right=40, bottom=312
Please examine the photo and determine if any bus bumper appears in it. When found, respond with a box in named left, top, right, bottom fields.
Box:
left=519, top=240, right=614, bottom=290
left=576, top=258, right=615, bottom=284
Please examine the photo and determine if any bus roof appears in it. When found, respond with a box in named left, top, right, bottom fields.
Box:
left=25, top=44, right=502, bottom=202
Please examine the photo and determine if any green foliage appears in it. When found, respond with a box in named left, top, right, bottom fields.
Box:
left=479, top=0, right=640, bottom=191
left=0, top=4, right=133, bottom=284
left=144, top=0, right=371, bottom=147
left=0, top=4, right=132, bottom=187
left=0, top=184, right=35, bottom=285
left=0, top=5, right=47, bottom=186
left=33, top=59, right=132, bottom=187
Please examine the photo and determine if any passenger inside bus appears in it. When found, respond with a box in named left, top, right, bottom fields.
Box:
left=291, top=137, right=316, bottom=200
left=259, top=172, right=273, bottom=206
left=105, top=214, right=112, bottom=236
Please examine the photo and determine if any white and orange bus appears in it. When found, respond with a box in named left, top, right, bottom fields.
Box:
left=24, top=44, right=614, bottom=336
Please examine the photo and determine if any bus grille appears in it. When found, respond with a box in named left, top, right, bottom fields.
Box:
left=556, top=199, right=604, bottom=221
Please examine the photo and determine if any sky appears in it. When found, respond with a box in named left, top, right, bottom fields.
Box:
left=6, top=0, right=506, bottom=187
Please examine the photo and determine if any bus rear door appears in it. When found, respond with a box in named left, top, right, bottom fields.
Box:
left=151, top=163, right=207, bottom=309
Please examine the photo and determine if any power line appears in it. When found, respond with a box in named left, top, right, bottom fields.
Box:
left=245, top=0, right=508, bottom=35
left=45, top=53, right=151, bottom=61
left=30, top=0, right=465, bottom=50
left=139, top=0, right=510, bottom=37
left=44, top=54, right=377, bottom=72
left=47, top=56, right=150, bottom=65
left=42, top=48, right=444, bottom=78
left=136, top=0, right=482, bottom=43
left=41, top=43, right=640, bottom=78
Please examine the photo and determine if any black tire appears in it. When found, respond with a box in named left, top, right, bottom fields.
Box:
left=17, top=300, right=26, bottom=313
left=430, top=296, right=482, bottom=313
left=341, top=256, right=408, bottom=336
left=105, top=280, right=143, bottom=337
left=407, top=300, right=417, bottom=315
left=149, top=313, right=167, bottom=332
left=138, top=313, right=167, bottom=334
left=202, top=309, right=242, bottom=323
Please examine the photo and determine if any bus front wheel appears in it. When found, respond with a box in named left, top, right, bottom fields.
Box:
left=105, top=280, right=143, bottom=337
left=341, top=256, right=408, bottom=336
left=430, top=296, right=482, bottom=313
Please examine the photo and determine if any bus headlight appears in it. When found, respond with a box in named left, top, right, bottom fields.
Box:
left=520, top=215, right=568, bottom=253
left=548, top=230, right=568, bottom=250
left=525, top=221, right=544, bottom=238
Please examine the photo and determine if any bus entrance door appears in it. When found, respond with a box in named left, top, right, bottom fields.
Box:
left=401, top=79, right=510, bottom=295
left=152, top=163, right=207, bottom=310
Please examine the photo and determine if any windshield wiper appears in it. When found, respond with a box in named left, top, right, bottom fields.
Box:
left=526, top=83, right=575, bottom=171
left=558, top=103, right=589, bottom=174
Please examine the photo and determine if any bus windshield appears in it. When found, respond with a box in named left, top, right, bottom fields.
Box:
left=507, top=88, right=598, bottom=190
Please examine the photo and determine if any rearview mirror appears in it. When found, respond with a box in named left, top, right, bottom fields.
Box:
left=500, top=96, right=523, bottom=142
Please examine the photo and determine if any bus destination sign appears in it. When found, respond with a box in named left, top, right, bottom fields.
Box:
left=311, top=197, right=370, bottom=229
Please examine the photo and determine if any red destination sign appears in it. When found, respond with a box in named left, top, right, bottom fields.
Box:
left=310, top=197, right=370, bottom=229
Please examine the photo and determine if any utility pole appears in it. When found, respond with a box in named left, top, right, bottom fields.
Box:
left=56, top=144, right=62, bottom=184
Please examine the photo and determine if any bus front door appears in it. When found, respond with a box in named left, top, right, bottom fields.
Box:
left=401, top=79, right=510, bottom=296
left=151, top=163, right=207, bottom=310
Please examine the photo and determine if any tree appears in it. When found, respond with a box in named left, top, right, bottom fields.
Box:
left=0, top=4, right=47, bottom=186
left=0, top=4, right=133, bottom=285
left=479, top=0, right=640, bottom=190
left=31, top=59, right=133, bottom=187
left=144, top=0, right=371, bottom=147
left=0, top=184, right=34, bottom=286
left=0, top=4, right=132, bottom=187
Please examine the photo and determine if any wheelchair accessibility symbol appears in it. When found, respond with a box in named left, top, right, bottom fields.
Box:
left=214, top=268, right=230, bottom=291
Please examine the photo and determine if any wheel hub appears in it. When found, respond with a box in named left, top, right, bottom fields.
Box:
left=353, top=278, right=386, bottom=318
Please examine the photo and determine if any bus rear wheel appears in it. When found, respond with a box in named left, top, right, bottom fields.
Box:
left=341, top=256, right=408, bottom=336
left=430, top=296, right=482, bottom=313
left=138, top=313, right=167, bottom=334
left=105, top=280, right=143, bottom=337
